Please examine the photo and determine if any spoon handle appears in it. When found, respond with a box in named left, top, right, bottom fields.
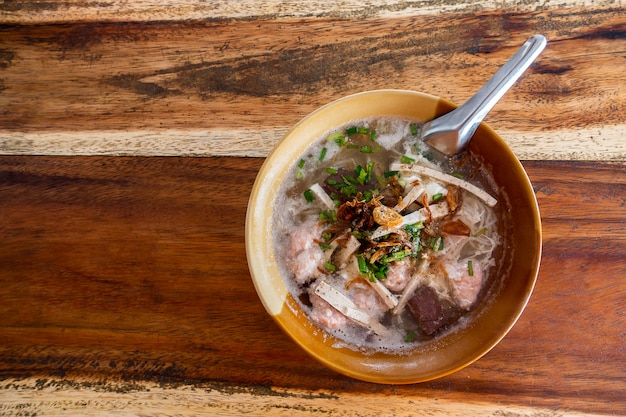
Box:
left=425, top=34, right=547, bottom=154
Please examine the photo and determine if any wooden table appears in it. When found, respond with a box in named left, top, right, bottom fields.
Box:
left=1, top=1, right=624, bottom=415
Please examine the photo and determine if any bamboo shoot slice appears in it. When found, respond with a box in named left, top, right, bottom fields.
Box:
left=393, top=256, right=431, bottom=315
left=394, top=184, right=425, bottom=212
left=367, top=277, right=399, bottom=310
left=390, top=163, right=497, bottom=207
left=310, top=183, right=335, bottom=209
left=315, top=280, right=387, bottom=335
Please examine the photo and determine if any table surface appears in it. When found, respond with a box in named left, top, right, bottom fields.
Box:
left=1, top=1, right=625, bottom=416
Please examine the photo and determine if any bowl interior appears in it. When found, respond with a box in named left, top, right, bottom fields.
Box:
left=245, top=90, right=541, bottom=384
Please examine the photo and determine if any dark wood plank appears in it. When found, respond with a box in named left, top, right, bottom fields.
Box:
left=0, top=157, right=623, bottom=415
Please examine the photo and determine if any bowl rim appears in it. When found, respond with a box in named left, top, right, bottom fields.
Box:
left=245, top=89, right=542, bottom=383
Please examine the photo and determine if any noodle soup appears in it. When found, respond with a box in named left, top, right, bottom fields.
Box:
left=272, top=117, right=506, bottom=352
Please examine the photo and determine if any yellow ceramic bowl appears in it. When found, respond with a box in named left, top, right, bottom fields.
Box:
left=245, top=90, right=541, bottom=384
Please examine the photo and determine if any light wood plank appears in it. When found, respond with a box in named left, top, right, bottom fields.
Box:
left=0, top=376, right=612, bottom=417
left=0, top=0, right=617, bottom=23
left=1, top=125, right=624, bottom=159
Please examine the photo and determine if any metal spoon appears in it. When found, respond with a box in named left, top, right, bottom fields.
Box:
left=422, top=34, right=547, bottom=156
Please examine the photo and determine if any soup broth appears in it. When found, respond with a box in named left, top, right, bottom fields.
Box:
left=272, top=117, right=506, bottom=352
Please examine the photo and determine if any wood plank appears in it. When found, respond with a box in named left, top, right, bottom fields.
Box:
left=0, top=157, right=623, bottom=416
left=1, top=6, right=625, bottom=159
left=0, top=0, right=617, bottom=23
left=532, top=160, right=626, bottom=238
left=0, top=378, right=615, bottom=417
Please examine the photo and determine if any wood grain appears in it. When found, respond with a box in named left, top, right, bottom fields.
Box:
left=0, top=156, right=624, bottom=416
left=0, top=0, right=617, bottom=23
left=0, top=0, right=624, bottom=414
left=1, top=5, right=625, bottom=159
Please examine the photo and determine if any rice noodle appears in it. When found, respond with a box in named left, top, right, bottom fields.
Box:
left=390, top=163, right=498, bottom=207
left=444, top=194, right=501, bottom=269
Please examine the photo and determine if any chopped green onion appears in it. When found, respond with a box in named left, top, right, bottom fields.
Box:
left=401, top=155, right=415, bottom=164
left=370, top=130, right=377, bottom=141
left=432, top=193, right=443, bottom=201
left=319, top=147, right=327, bottom=161
left=474, top=227, right=487, bottom=237
left=430, top=236, right=444, bottom=251
left=352, top=230, right=366, bottom=239
left=343, top=174, right=358, bottom=186
left=324, top=262, right=337, bottom=272
left=355, top=167, right=368, bottom=184
left=357, top=255, right=368, bottom=274
left=354, top=162, right=373, bottom=185
left=404, top=223, right=423, bottom=256
left=355, top=255, right=389, bottom=281
left=468, top=260, right=474, bottom=276
left=319, top=210, right=337, bottom=222
left=327, top=132, right=347, bottom=146
left=405, top=330, right=416, bottom=343
left=298, top=159, right=306, bottom=169
left=327, top=132, right=344, bottom=142
left=345, top=126, right=358, bottom=136
left=410, top=123, right=418, bottom=136
left=404, top=223, right=423, bottom=237
left=363, top=190, right=379, bottom=202
left=295, top=170, right=304, bottom=180
left=358, top=127, right=369, bottom=135
left=360, top=145, right=373, bottom=153
left=381, top=250, right=407, bottom=264
left=325, top=167, right=338, bottom=174
left=319, top=243, right=332, bottom=250
left=452, top=171, right=465, bottom=179
left=373, top=264, right=388, bottom=280
left=327, top=178, right=338, bottom=185
left=412, top=240, right=421, bottom=256
left=384, top=170, right=399, bottom=178
left=337, top=179, right=358, bottom=197
left=407, top=221, right=424, bottom=230
left=304, top=189, right=314, bottom=203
